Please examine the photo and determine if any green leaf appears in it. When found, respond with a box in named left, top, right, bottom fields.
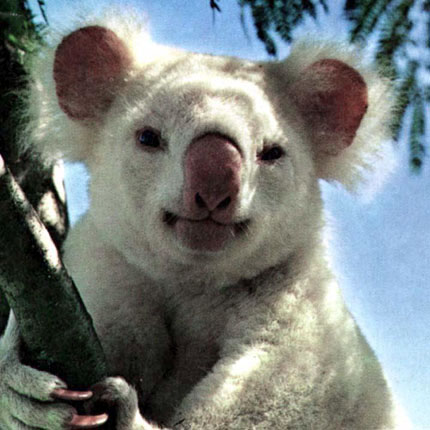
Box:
left=350, top=0, right=394, bottom=42
left=409, top=96, right=426, bottom=172
left=390, top=61, right=417, bottom=139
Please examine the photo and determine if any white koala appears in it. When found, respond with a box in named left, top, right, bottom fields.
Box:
left=0, top=12, right=409, bottom=430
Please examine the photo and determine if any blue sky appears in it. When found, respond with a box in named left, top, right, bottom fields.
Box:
left=30, top=0, right=430, bottom=427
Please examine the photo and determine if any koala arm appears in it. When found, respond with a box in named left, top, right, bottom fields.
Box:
left=167, top=296, right=400, bottom=430
left=167, top=348, right=394, bottom=430
left=107, top=314, right=399, bottom=430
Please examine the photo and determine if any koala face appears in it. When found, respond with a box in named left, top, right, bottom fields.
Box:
left=86, top=55, right=320, bottom=282
left=36, top=24, right=391, bottom=285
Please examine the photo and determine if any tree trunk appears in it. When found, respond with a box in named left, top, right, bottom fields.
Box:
left=0, top=155, right=107, bottom=389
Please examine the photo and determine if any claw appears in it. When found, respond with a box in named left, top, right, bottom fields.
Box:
left=69, top=413, right=109, bottom=429
left=52, top=388, right=93, bottom=401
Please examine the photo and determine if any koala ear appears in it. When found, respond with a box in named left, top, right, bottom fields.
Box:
left=54, top=25, right=132, bottom=120
left=267, top=41, right=395, bottom=192
left=288, top=59, right=368, bottom=157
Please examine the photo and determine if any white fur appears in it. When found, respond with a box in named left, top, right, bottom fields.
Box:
left=1, top=11, right=409, bottom=430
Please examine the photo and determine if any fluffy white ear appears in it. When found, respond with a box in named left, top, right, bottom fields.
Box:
left=22, top=12, right=151, bottom=163
left=267, top=41, right=395, bottom=192
left=54, top=26, right=132, bottom=121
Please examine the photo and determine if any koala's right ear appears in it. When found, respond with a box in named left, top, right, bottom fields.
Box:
left=53, top=26, right=132, bottom=121
left=23, top=24, right=135, bottom=162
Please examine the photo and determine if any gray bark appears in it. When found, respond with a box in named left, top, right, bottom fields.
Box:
left=0, top=154, right=107, bottom=390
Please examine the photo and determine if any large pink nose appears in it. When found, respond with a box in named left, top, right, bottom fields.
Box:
left=183, top=134, right=241, bottom=224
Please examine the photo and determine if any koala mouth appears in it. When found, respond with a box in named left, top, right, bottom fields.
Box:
left=163, top=211, right=249, bottom=252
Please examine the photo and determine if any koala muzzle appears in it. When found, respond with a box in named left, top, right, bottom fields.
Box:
left=183, top=134, right=241, bottom=224
left=174, top=134, right=242, bottom=252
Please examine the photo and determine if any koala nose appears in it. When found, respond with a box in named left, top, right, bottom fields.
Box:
left=183, top=134, right=241, bottom=223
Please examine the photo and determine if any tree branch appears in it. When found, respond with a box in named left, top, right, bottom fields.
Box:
left=0, top=154, right=107, bottom=390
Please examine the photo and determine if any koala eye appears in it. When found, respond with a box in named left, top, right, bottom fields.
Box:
left=258, top=145, right=285, bottom=163
left=136, top=129, right=162, bottom=150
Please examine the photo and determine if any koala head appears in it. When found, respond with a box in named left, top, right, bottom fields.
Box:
left=27, top=19, right=394, bottom=285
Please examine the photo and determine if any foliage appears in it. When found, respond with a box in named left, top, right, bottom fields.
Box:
left=237, top=0, right=328, bottom=56
left=0, top=0, right=45, bottom=65
left=346, top=0, right=429, bottom=170
left=0, top=0, right=43, bottom=166
left=234, top=0, right=429, bottom=171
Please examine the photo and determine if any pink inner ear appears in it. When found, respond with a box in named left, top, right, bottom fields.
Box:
left=292, top=59, right=368, bottom=155
left=54, top=26, right=132, bottom=120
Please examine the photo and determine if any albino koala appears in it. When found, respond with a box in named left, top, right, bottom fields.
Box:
left=0, top=12, right=408, bottom=430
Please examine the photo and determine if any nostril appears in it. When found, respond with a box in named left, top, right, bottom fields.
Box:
left=195, top=193, right=206, bottom=208
left=217, top=196, right=231, bottom=210
left=193, top=193, right=232, bottom=211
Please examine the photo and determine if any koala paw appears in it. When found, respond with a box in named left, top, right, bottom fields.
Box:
left=0, top=313, right=108, bottom=430
left=84, top=377, right=143, bottom=430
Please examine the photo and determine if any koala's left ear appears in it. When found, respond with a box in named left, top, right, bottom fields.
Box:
left=287, top=58, right=368, bottom=156
left=267, top=42, right=395, bottom=191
